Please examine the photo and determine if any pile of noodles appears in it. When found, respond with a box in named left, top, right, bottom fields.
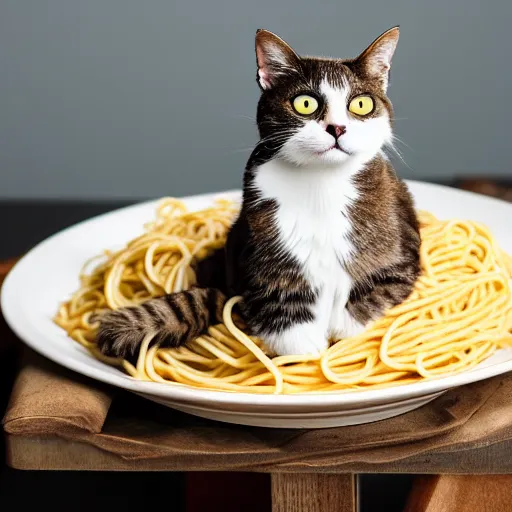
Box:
left=55, top=198, right=512, bottom=394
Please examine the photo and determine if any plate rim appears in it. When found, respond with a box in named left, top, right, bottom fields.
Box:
left=2, top=180, right=512, bottom=408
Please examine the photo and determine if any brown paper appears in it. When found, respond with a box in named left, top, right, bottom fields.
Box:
left=4, top=347, right=512, bottom=471
left=4, top=351, right=113, bottom=435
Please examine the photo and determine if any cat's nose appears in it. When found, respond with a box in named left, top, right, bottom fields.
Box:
left=326, top=124, right=346, bottom=138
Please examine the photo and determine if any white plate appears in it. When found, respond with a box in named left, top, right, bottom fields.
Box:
left=2, top=181, right=512, bottom=428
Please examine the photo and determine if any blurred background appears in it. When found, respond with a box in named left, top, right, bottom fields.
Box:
left=1, top=0, right=511, bottom=201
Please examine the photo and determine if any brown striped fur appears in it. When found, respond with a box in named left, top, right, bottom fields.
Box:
left=97, top=288, right=225, bottom=358
left=346, top=157, right=420, bottom=323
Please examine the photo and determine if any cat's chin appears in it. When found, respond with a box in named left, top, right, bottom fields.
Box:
left=280, top=147, right=354, bottom=167
left=296, top=148, right=353, bottom=167
left=315, top=147, right=352, bottom=165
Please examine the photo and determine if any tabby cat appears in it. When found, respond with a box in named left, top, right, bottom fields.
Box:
left=97, top=27, right=421, bottom=358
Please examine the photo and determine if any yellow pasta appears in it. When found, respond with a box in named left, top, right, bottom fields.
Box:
left=54, top=198, right=512, bottom=394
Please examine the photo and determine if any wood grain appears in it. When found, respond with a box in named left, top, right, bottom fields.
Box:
left=405, top=475, right=512, bottom=512
left=271, top=473, right=356, bottom=512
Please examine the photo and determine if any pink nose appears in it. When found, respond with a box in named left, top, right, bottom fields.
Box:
left=326, top=124, right=346, bottom=138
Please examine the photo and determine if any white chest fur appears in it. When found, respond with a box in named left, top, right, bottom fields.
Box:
left=253, top=158, right=365, bottom=354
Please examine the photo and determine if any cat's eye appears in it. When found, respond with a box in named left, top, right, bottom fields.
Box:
left=348, top=95, right=374, bottom=116
left=292, top=95, right=319, bottom=116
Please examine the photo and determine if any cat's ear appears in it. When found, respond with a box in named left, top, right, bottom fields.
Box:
left=255, top=29, right=301, bottom=90
left=355, top=27, right=399, bottom=89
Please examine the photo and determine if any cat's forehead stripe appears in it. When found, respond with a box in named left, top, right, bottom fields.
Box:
left=320, top=78, right=350, bottom=126
left=321, top=72, right=349, bottom=90
left=303, top=58, right=354, bottom=90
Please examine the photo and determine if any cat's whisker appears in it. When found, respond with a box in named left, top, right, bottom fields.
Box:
left=259, top=130, right=296, bottom=140
left=257, top=134, right=294, bottom=146
left=259, top=133, right=293, bottom=141
left=259, top=127, right=296, bottom=135
left=234, top=114, right=257, bottom=122
left=385, top=143, right=413, bottom=171
left=392, top=135, right=413, bottom=151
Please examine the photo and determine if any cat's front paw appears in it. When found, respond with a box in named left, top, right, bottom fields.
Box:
left=262, top=322, right=328, bottom=356
left=329, top=307, right=367, bottom=341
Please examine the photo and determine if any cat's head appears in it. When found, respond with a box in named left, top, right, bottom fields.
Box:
left=254, top=28, right=399, bottom=167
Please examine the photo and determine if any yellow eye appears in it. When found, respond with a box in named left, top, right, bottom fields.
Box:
left=292, top=95, right=319, bottom=115
left=349, top=95, right=374, bottom=116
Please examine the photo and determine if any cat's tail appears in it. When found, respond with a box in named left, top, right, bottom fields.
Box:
left=96, top=287, right=227, bottom=359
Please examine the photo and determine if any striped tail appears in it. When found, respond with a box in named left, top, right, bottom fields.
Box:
left=97, top=287, right=226, bottom=359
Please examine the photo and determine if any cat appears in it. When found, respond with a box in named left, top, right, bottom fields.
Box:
left=97, top=27, right=421, bottom=359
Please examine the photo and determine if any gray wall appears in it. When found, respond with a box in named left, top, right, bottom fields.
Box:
left=1, top=0, right=510, bottom=200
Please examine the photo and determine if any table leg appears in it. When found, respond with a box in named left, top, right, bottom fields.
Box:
left=271, top=473, right=357, bottom=512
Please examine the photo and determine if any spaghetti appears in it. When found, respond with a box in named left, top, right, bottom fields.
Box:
left=55, top=198, right=512, bottom=394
